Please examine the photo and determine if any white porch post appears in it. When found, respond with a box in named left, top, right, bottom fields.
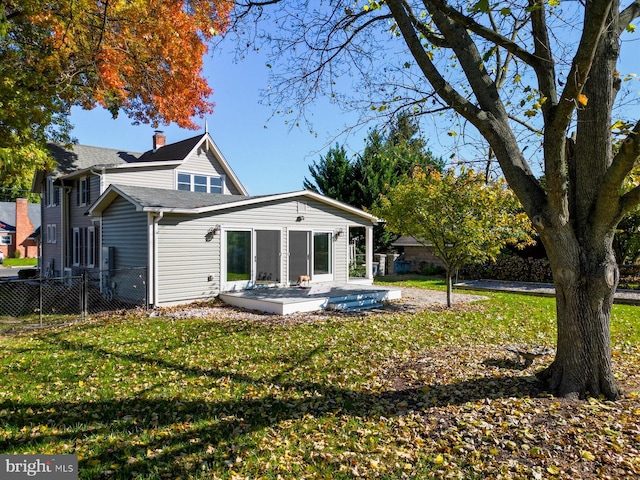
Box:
left=365, top=225, right=374, bottom=281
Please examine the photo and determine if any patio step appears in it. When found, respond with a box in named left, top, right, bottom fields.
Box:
left=327, top=292, right=385, bottom=312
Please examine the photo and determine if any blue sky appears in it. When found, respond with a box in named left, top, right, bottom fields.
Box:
left=70, top=45, right=370, bottom=196
left=69, top=18, right=639, bottom=196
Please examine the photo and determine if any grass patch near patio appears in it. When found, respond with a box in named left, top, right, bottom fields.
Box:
left=0, top=287, right=638, bottom=479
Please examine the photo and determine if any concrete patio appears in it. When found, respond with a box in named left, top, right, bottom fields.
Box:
left=219, top=284, right=402, bottom=315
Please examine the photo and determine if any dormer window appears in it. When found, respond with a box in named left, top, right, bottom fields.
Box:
left=177, top=172, right=224, bottom=194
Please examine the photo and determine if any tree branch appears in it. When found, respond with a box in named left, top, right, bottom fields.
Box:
left=425, top=0, right=542, bottom=68
left=508, top=113, right=543, bottom=135
left=597, top=121, right=640, bottom=224
left=619, top=0, right=640, bottom=33
left=619, top=185, right=640, bottom=223
left=386, top=0, right=482, bottom=120
left=528, top=0, right=558, bottom=109
left=551, top=0, right=613, bottom=135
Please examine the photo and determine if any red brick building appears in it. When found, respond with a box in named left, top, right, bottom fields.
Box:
left=0, top=199, right=40, bottom=259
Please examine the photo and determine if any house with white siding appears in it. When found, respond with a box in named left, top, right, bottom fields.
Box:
left=33, top=130, right=391, bottom=311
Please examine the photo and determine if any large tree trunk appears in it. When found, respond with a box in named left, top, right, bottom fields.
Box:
left=537, top=230, right=622, bottom=400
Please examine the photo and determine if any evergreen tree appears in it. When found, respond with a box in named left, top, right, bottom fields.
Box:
left=304, top=113, right=446, bottom=252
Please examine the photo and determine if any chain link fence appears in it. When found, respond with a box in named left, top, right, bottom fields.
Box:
left=0, top=267, right=147, bottom=329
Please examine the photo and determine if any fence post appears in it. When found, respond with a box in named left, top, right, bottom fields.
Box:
left=39, top=275, right=43, bottom=327
left=82, top=273, right=88, bottom=320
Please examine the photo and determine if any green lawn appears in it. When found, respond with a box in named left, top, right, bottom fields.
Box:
left=1, top=257, right=37, bottom=267
left=0, top=280, right=638, bottom=479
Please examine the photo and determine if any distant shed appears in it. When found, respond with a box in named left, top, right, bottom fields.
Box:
left=391, top=236, right=445, bottom=273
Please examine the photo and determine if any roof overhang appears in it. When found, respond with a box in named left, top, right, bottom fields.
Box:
left=57, top=160, right=184, bottom=183
left=89, top=186, right=381, bottom=225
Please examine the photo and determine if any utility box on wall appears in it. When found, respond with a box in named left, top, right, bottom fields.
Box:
left=102, top=246, right=115, bottom=271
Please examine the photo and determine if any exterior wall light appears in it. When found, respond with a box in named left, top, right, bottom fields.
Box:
left=205, top=225, right=221, bottom=242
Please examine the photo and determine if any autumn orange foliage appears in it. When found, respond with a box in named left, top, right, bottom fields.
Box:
left=29, top=0, right=233, bottom=129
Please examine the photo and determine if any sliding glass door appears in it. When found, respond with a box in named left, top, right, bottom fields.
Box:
left=288, top=230, right=333, bottom=284
left=256, top=230, right=281, bottom=284
left=289, top=231, right=310, bottom=284
left=312, top=232, right=333, bottom=282
left=225, top=230, right=252, bottom=289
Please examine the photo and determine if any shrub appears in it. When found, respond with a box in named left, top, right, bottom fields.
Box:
left=619, top=264, right=640, bottom=289
left=419, top=262, right=446, bottom=276
left=18, top=268, right=38, bottom=279
left=13, top=250, right=21, bottom=259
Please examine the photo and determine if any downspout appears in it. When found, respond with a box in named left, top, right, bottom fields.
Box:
left=89, top=167, right=106, bottom=194
left=61, top=185, right=72, bottom=269
left=90, top=167, right=106, bottom=272
left=148, top=211, right=163, bottom=307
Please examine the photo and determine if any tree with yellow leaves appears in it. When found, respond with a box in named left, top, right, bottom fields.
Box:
left=375, top=167, right=532, bottom=307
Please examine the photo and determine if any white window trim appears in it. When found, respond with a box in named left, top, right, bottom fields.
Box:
left=72, top=228, right=80, bottom=266
left=312, top=230, right=334, bottom=283
left=176, top=171, right=225, bottom=194
left=87, top=226, right=96, bottom=268
left=46, top=224, right=57, bottom=244
left=0, top=235, right=11, bottom=246
left=46, top=177, right=58, bottom=207
left=77, top=177, right=90, bottom=206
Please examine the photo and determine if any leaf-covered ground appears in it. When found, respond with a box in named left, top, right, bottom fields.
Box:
left=0, top=282, right=638, bottom=479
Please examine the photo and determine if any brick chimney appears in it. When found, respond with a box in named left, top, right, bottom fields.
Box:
left=153, top=130, right=166, bottom=151
left=15, top=198, right=33, bottom=258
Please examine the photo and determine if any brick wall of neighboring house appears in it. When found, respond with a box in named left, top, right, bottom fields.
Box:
left=15, top=199, right=38, bottom=258
left=0, top=199, right=38, bottom=260
left=403, top=245, right=446, bottom=272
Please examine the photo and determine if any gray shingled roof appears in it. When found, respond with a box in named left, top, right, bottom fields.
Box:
left=48, top=143, right=141, bottom=176
left=46, top=134, right=206, bottom=175
left=0, top=201, right=41, bottom=230
left=113, top=184, right=252, bottom=210
left=136, top=134, right=204, bottom=162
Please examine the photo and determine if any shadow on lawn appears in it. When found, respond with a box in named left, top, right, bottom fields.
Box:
left=0, top=335, right=544, bottom=478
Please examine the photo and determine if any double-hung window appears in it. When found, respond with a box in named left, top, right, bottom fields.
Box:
left=76, top=177, right=90, bottom=206
left=46, top=224, right=57, bottom=244
left=177, top=172, right=224, bottom=194
left=45, top=177, right=59, bottom=206
left=72, top=227, right=96, bottom=267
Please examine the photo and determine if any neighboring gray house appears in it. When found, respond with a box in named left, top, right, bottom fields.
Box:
left=33, top=131, right=380, bottom=308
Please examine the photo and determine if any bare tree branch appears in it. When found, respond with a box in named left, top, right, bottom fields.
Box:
left=619, top=0, right=640, bottom=32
